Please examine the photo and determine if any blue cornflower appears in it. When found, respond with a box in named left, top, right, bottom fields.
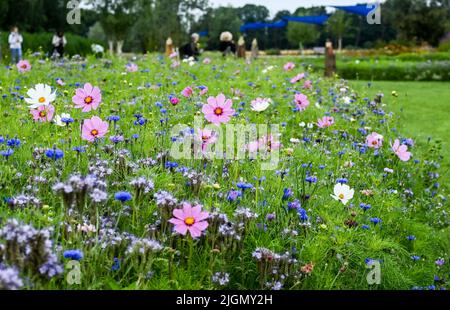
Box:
left=165, top=161, right=178, bottom=169
left=107, top=115, right=121, bottom=122
left=287, top=200, right=301, bottom=210
left=63, top=249, right=84, bottom=261
left=305, top=176, right=317, bottom=184
left=111, top=258, right=121, bottom=271
left=282, top=188, right=292, bottom=200
left=7, top=138, right=20, bottom=147
left=72, top=146, right=86, bottom=153
left=411, top=255, right=421, bottom=261
left=227, top=189, right=242, bottom=202
left=114, top=191, right=132, bottom=202
left=370, top=217, right=382, bottom=225
left=361, top=224, right=370, bottom=230
left=236, top=182, right=253, bottom=190
left=132, top=134, right=139, bottom=139
left=1, top=149, right=14, bottom=158
left=45, top=148, right=64, bottom=160
left=336, top=178, right=348, bottom=184
left=407, top=235, right=416, bottom=241
left=297, top=207, right=308, bottom=222
left=359, top=203, right=372, bottom=212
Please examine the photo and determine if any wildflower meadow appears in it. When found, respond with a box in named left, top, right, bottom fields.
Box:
left=0, top=53, right=448, bottom=290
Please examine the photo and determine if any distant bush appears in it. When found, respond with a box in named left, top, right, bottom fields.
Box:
left=337, top=61, right=450, bottom=81
left=0, top=31, right=103, bottom=62
left=265, top=49, right=281, bottom=56
left=438, top=40, right=450, bottom=52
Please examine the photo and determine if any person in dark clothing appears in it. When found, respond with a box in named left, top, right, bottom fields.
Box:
left=52, top=31, right=67, bottom=58
left=180, top=33, right=200, bottom=60
left=219, top=31, right=236, bottom=57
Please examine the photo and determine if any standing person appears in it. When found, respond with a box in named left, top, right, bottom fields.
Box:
left=8, top=26, right=23, bottom=64
left=180, top=33, right=200, bottom=61
left=52, top=31, right=67, bottom=58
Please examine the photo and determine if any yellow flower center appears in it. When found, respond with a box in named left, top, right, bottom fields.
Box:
left=84, top=96, right=93, bottom=104
left=184, top=217, right=195, bottom=226
left=38, top=97, right=46, bottom=103
left=21, top=64, right=27, bottom=69
left=214, top=107, right=223, bottom=116
left=39, top=111, right=47, bottom=117
left=339, top=193, right=345, bottom=199
left=91, top=129, right=99, bottom=136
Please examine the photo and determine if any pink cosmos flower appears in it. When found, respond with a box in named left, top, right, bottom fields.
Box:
left=73, top=83, right=102, bottom=112
left=181, top=86, right=193, bottom=98
left=290, top=73, right=305, bottom=84
left=30, top=104, right=55, bottom=122
left=303, top=80, right=312, bottom=89
left=17, top=60, right=31, bottom=73
left=197, top=128, right=217, bottom=151
left=247, top=135, right=281, bottom=153
left=391, top=139, right=411, bottom=161
left=198, top=86, right=208, bottom=96
left=284, top=62, right=295, bottom=71
left=125, top=63, right=138, bottom=72
left=81, top=116, right=109, bottom=142
left=171, top=61, right=180, bottom=68
left=366, top=132, right=384, bottom=149
left=203, top=58, right=211, bottom=64
left=317, top=116, right=334, bottom=128
left=294, top=93, right=309, bottom=111
left=56, top=78, right=65, bottom=86
left=202, top=94, right=235, bottom=125
left=169, top=52, right=178, bottom=59
left=169, top=203, right=209, bottom=238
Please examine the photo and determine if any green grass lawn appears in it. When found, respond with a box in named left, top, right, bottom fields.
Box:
left=350, top=80, right=450, bottom=187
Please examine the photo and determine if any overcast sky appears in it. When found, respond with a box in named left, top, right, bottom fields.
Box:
left=208, top=0, right=380, bottom=17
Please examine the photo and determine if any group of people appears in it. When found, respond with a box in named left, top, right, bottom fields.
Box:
left=2, top=26, right=67, bottom=64
left=179, top=31, right=238, bottom=60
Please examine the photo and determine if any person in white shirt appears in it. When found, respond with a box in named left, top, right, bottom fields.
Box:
left=8, top=26, right=23, bottom=64
left=52, top=31, right=67, bottom=58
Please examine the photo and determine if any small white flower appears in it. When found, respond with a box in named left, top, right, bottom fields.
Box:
left=307, top=123, right=314, bottom=129
left=54, top=113, right=71, bottom=127
left=251, top=98, right=271, bottom=112
left=290, top=138, right=300, bottom=144
left=342, top=96, right=352, bottom=104
left=299, top=122, right=306, bottom=127
left=331, top=183, right=355, bottom=205
left=24, top=83, right=56, bottom=109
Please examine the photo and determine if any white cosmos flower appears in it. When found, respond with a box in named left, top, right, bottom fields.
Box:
left=25, top=83, right=56, bottom=109
left=54, top=113, right=71, bottom=127
left=331, top=183, right=355, bottom=205
left=251, top=98, right=271, bottom=112
left=299, top=122, right=306, bottom=127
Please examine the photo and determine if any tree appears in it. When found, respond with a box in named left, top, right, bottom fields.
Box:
left=287, top=23, right=320, bottom=49
left=327, top=11, right=350, bottom=51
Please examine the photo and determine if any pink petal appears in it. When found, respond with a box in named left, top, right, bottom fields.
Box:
left=84, top=83, right=93, bottom=94
left=188, top=226, right=202, bottom=238
left=173, top=208, right=185, bottom=220
left=193, top=220, right=208, bottom=231
left=174, top=224, right=188, bottom=235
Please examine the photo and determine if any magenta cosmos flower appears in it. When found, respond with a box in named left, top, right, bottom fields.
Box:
left=202, top=94, right=235, bottom=125
left=169, top=203, right=209, bottom=238
left=81, top=116, right=109, bottom=142
left=303, top=80, right=312, bottom=89
left=197, top=128, right=217, bottom=151
left=366, top=132, right=384, bottom=149
left=294, top=93, right=309, bottom=111
left=73, top=83, right=102, bottom=112
left=125, top=63, right=138, bottom=72
left=317, top=116, right=334, bottom=128
left=17, top=60, right=31, bottom=73
left=391, top=139, right=411, bottom=161
left=30, top=104, right=55, bottom=122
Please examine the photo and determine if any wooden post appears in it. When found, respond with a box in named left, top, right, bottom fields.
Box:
left=325, top=40, right=336, bottom=77
left=165, top=37, right=174, bottom=57
left=251, top=38, right=259, bottom=60
left=237, top=36, right=246, bottom=58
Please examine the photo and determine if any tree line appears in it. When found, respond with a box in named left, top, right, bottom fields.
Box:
left=0, top=0, right=449, bottom=52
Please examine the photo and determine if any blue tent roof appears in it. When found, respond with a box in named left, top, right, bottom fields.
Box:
left=240, top=20, right=287, bottom=32
left=282, top=15, right=330, bottom=25
left=332, top=4, right=377, bottom=16
left=198, top=30, right=208, bottom=37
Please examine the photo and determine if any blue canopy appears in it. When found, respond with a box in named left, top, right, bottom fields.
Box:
left=282, top=15, right=330, bottom=25
left=332, top=4, right=377, bottom=16
left=240, top=20, right=287, bottom=32
left=198, top=30, right=208, bottom=37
